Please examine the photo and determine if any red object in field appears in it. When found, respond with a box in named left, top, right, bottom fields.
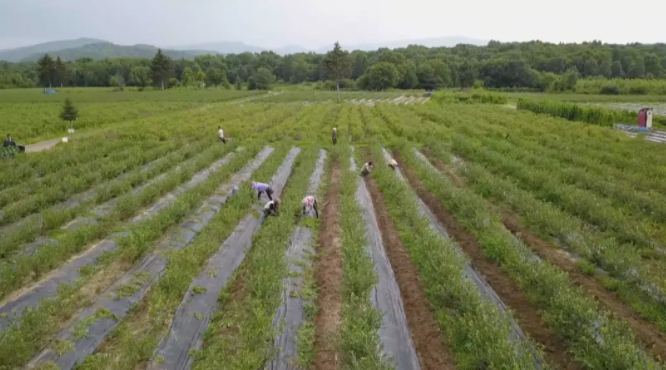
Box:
left=638, top=109, right=647, bottom=127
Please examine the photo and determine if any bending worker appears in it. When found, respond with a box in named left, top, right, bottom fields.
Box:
left=252, top=181, right=274, bottom=200
left=218, top=126, right=227, bottom=144
left=332, top=127, right=337, bottom=145
left=388, top=158, right=398, bottom=170
left=302, top=195, right=319, bottom=218
left=360, top=161, right=374, bottom=176
left=264, top=198, right=280, bottom=217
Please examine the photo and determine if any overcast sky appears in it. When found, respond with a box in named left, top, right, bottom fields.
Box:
left=0, top=0, right=664, bottom=50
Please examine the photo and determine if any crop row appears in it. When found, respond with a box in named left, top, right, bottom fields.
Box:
left=0, top=143, right=275, bottom=369
left=366, top=144, right=542, bottom=369
left=0, top=103, right=249, bottom=189
left=398, top=142, right=660, bottom=369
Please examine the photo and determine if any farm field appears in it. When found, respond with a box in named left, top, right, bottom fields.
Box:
left=0, top=89, right=665, bottom=370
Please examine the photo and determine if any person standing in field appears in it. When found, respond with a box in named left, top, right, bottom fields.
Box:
left=218, top=126, right=227, bottom=144
left=388, top=158, right=398, bottom=170
left=252, top=181, right=274, bottom=200
left=332, top=128, right=337, bottom=145
left=302, top=195, right=319, bottom=218
left=360, top=161, right=374, bottom=176
left=263, top=198, right=280, bottom=217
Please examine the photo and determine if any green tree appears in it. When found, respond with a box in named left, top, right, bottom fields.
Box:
left=205, top=67, right=229, bottom=88
left=323, top=42, right=351, bottom=101
left=37, top=54, right=56, bottom=87
left=456, top=59, right=477, bottom=87
left=398, top=61, right=419, bottom=89
left=644, top=54, right=663, bottom=78
left=247, top=67, right=275, bottom=90
left=360, top=62, right=399, bottom=90
left=130, top=66, right=152, bottom=88
left=235, top=79, right=243, bottom=90
left=599, top=58, right=612, bottom=78
left=583, top=58, right=599, bottom=77
left=628, top=58, right=646, bottom=79
left=417, top=60, right=452, bottom=89
left=150, top=49, right=174, bottom=90
left=60, top=98, right=78, bottom=123
left=54, top=57, right=67, bottom=87
left=611, top=61, right=624, bottom=78
left=181, top=67, right=196, bottom=86
left=109, top=72, right=125, bottom=90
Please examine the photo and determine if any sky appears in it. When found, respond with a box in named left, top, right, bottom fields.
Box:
left=0, top=0, right=665, bottom=50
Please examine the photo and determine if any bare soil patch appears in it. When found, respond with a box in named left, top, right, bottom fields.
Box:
left=364, top=153, right=457, bottom=370
left=313, top=158, right=343, bottom=370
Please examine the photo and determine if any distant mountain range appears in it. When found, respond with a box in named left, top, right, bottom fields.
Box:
left=0, top=36, right=489, bottom=63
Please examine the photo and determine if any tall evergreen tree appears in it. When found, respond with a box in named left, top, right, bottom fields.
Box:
left=323, top=42, right=351, bottom=101
left=54, top=57, right=67, bottom=87
left=150, top=49, right=174, bottom=90
left=37, top=54, right=56, bottom=88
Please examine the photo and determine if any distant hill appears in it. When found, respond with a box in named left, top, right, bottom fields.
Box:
left=170, top=41, right=265, bottom=55
left=20, top=42, right=217, bottom=62
left=2, top=36, right=491, bottom=63
left=0, top=37, right=105, bottom=62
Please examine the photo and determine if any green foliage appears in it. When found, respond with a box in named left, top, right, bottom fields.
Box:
left=151, top=49, right=175, bottom=90
left=358, top=62, right=400, bottom=91
left=129, top=66, right=152, bottom=88
left=60, top=97, right=78, bottom=122
left=431, top=91, right=508, bottom=104
left=516, top=99, right=629, bottom=126
left=247, top=67, right=275, bottom=90
left=323, top=42, right=351, bottom=87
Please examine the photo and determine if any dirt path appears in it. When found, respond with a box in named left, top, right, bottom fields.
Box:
left=418, top=148, right=666, bottom=363
left=313, top=158, right=342, bottom=370
left=395, top=151, right=578, bottom=370
left=24, top=138, right=62, bottom=153
left=364, top=151, right=457, bottom=370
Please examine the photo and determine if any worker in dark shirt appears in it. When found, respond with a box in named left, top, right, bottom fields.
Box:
left=3, top=135, right=16, bottom=148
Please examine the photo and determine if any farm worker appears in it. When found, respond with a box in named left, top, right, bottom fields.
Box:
left=252, top=181, right=274, bottom=200
left=332, top=128, right=337, bottom=145
left=388, top=158, right=398, bottom=170
left=360, top=161, right=374, bottom=176
left=3, top=135, right=16, bottom=148
left=218, top=126, right=227, bottom=144
left=263, top=198, right=280, bottom=217
left=230, top=186, right=239, bottom=196
left=302, top=195, right=319, bottom=218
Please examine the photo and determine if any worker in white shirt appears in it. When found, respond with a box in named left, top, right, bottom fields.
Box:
left=332, top=128, right=337, bottom=145
left=302, top=195, right=319, bottom=218
left=218, top=126, right=227, bottom=144
left=263, top=198, right=280, bottom=217
left=360, top=161, right=374, bottom=176
left=388, top=158, right=398, bottom=170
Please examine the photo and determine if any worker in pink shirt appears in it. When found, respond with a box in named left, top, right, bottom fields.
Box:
left=302, top=195, right=319, bottom=218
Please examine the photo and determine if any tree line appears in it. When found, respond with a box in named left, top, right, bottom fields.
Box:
left=1, top=40, right=666, bottom=92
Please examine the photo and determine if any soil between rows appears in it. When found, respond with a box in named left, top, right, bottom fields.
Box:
left=313, top=158, right=343, bottom=370
left=420, top=148, right=666, bottom=364
left=363, top=151, right=457, bottom=370
left=394, top=151, right=579, bottom=370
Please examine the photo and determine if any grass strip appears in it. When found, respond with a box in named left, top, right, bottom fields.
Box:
left=338, top=145, right=390, bottom=369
